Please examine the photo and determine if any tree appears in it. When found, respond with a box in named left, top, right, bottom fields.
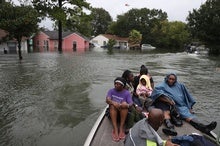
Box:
left=0, top=2, right=40, bottom=60
left=65, top=9, right=92, bottom=37
left=90, top=8, right=112, bottom=36
left=110, top=8, right=168, bottom=45
left=151, top=21, right=190, bottom=50
left=0, top=0, right=5, bottom=4
left=107, top=39, right=116, bottom=54
left=32, top=0, right=90, bottom=52
left=128, top=29, right=142, bottom=49
left=187, top=0, right=220, bottom=54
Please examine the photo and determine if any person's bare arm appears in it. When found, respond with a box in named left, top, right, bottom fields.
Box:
left=106, top=98, right=120, bottom=109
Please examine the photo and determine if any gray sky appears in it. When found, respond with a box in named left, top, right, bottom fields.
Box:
left=86, top=0, right=205, bottom=21
left=13, top=0, right=206, bottom=30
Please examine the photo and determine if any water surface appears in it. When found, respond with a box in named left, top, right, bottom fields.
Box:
left=0, top=51, right=220, bottom=146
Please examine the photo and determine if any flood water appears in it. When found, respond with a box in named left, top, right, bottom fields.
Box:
left=0, top=50, right=220, bottom=146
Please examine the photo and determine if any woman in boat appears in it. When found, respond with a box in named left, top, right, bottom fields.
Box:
left=106, top=77, right=133, bottom=142
left=122, top=70, right=145, bottom=132
left=122, top=70, right=135, bottom=96
left=151, top=73, right=217, bottom=136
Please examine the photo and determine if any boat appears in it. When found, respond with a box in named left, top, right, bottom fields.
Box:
left=84, top=105, right=219, bottom=146
left=186, top=44, right=209, bottom=55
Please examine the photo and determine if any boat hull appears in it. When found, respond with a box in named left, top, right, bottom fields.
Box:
left=84, top=106, right=218, bottom=146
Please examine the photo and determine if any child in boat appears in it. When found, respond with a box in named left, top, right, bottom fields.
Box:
left=136, top=75, right=153, bottom=110
left=106, top=77, right=133, bottom=142
left=133, top=65, right=154, bottom=107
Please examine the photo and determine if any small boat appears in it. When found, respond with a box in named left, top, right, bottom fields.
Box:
left=84, top=106, right=219, bottom=146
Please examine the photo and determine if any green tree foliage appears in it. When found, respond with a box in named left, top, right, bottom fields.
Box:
left=107, top=39, right=116, bottom=54
left=90, top=8, right=112, bottom=36
left=110, top=8, right=190, bottom=50
left=128, top=29, right=142, bottom=49
left=0, top=2, right=40, bottom=59
left=106, top=21, right=117, bottom=34
left=152, top=21, right=190, bottom=49
left=110, top=8, right=167, bottom=45
left=0, top=0, right=5, bottom=4
left=32, top=0, right=90, bottom=52
left=65, top=9, right=92, bottom=37
left=187, top=0, right=220, bottom=54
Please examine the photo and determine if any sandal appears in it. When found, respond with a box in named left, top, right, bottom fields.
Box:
left=119, top=132, right=126, bottom=140
left=112, top=130, right=119, bottom=142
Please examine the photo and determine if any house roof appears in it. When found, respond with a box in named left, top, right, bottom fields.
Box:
left=101, top=34, right=129, bottom=42
left=0, top=29, right=8, bottom=40
left=0, top=29, right=27, bottom=41
left=43, top=31, right=73, bottom=39
left=43, top=31, right=89, bottom=41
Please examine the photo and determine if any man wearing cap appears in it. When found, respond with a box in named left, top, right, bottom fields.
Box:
left=106, top=77, right=133, bottom=142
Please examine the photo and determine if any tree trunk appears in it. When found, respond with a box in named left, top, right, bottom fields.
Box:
left=58, top=0, right=62, bottom=52
left=58, top=20, right=62, bottom=52
left=18, top=39, right=23, bottom=60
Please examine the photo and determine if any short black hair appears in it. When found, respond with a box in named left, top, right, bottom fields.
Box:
left=140, top=65, right=146, bottom=69
left=140, top=67, right=148, bottom=75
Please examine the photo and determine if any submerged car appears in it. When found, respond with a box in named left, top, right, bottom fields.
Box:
left=141, top=44, right=156, bottom=50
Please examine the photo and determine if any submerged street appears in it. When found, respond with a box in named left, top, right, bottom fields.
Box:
left=0, top=51, right=220, bottom=146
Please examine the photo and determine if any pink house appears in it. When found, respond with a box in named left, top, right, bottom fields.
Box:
left=33, top=31, right=90, bottom=52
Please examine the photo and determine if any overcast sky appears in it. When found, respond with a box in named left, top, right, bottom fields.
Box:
left=86, top=0, right=205, bottom=21
left=13, top=0, right=206, bottom=30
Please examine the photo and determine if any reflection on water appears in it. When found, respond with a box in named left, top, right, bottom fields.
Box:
left=0, top=51, right=220, bottom=146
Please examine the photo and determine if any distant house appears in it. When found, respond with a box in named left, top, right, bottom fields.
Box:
left=33, top=31, right=90, bottom=52
left=90, top=34, right=129, bottom=49
left=0, top=29, right=29, bottom=54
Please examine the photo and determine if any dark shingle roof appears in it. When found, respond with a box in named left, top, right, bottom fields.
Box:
left=43, top=31, right=73, bottom=40
left=42, top=31, right=89, bottom=41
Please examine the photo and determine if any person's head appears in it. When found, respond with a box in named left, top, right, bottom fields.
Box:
left=165, top=73, right=177, bottom=86
left=147, top=108, right=164, bottom=131
left=140, top=65, right=146, bottom=69
left=114, top=77, right=126, bottom=91
left=140, top=78, right=146, bottom=85
left=139, top=75, right=149, bottom=86
left=140, top=67, right=148, bottom=75
left=122, top=70, right=134, bottom=82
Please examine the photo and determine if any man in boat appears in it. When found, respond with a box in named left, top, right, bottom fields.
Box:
left=106, top=77, right=133, bottom=142
left=124, top=108, right=179, bottom=146
left=150, top=73, right=217, bottom=137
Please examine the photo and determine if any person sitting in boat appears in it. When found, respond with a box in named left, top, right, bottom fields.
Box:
left=106, top=77, right=133, bottom=142
left=136, top=74, right=153, bottom=111
left=133, top=65, right=154, bottom=107
left=124, top=108, right=179, bottom=146
left=122, top=70, right=146, bottom=132
left=150, top=73, right=217, bottom=137
left=122, top=70, right=135, bottom=96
